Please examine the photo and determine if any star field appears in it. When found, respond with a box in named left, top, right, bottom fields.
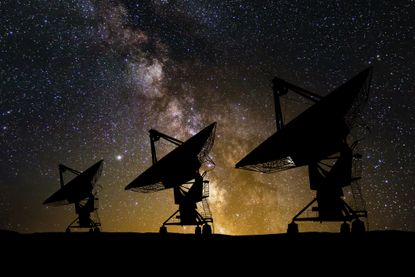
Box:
left=0, top=0, right=414, bottom=234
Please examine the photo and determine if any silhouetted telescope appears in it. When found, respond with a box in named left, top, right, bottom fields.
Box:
left=236, top=67, right=372, bottom=233
left=44, top=160, right=103, bottom=232
left=126, top=123, right=216, bottom=235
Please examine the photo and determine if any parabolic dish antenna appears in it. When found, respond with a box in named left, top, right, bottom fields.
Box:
left=236, top=68, right=372, bottom=233
left=44, top=160, right=103, bottom=232
left=126, top=123, right=217, bottom=235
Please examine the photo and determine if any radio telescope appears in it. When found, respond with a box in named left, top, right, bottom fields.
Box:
left=44, top=160, right=103, bottom=232
left=126, top=123, right=217, bottom=235
left=236, top=68, right=372, bottom=233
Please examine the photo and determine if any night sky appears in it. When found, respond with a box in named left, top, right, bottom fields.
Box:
left=1, top=0, right=414, bottom=234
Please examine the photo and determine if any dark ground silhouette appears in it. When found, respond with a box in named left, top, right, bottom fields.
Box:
left=1, top=230, right=414, bottom=272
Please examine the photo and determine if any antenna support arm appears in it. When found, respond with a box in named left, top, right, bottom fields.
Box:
left=58, top=164, right=81, bottom=188
left=272, top=76, right=323, bottom=131
left=149, top=129, right=184, bottom=165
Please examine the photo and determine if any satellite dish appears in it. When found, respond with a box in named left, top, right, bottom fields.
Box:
left=236, top=67, right=372, bottom=172
left=44, top=160, right=103, bottom=232
left=236, top=68, right=372, bottom=233
left=126, top=123, right=216, bottom=235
